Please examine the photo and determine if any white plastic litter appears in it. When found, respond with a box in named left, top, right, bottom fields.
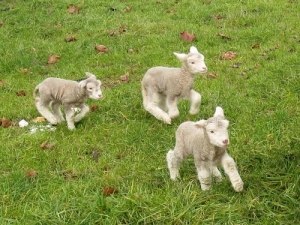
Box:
left=29, top=124, right=56, bottom=134
left=19, top=119, right=29, bottom=127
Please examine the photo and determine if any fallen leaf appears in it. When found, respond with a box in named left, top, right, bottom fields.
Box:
left=90, top=105, right=98, bottom=112
left=20, top=68, right=28, bottom=74
left=180, top=30, right=196, bottom=42
left=95, top=45, right=109, bottom=53
left=26, top=170, right=38, bottom=178
left=67, top=2, right=84, bottom=14
left=252, top=43, right=260, bottom=49
left=119, top=25, right=127, bottom=32
left=54, top=23, right=62, bottom=29
left=103, top=187, right=119, bottom=196
left=108, top=30, right=117, bottom=36
left=209, top=73, right=218, bottom=78
left=124, top=6, right=132, bottom=12
left=40, top=141, right=55, bottom=150
left=16, top=90, right=26, bottom=96
left=222, top=51, right=236, bottom=60
left=233, top=62, right=242, bottom=68
left=127, top=49, right=134, bottom=53
left=1, top=118, right=12, bottom=128
left=0, top=81, right=7, bottom=86
left=92, top=151, right=99, bottom=161
left=32, top=116, right=46, bottom=122
left=216, top=33, right=231, bottom=39
left=212, top=14, right=222, bottom=20
left=65, top=36, right=77, bottom=42
left=0, top=22, right=4, bottom=27
left=119, top=72, right=129, bottom=82
left=48, top=55, right=61, bottom=64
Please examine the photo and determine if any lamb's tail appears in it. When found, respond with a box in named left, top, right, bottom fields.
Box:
left=33, top=85, right=40, bottom=101
left=141, top=82, right=148, bottom=109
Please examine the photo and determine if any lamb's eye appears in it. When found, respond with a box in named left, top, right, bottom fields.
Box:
left=210, top=131, right=214, bottom=134
left=191, top=62, right=195, bottom=64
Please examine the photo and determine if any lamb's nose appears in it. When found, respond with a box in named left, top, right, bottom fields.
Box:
left=99, top=94, right=103, bottom=99
left=203, top=67, right=207, bottom=71
left=223, top=139, right=228, bottom=145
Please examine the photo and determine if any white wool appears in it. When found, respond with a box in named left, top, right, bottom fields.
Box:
left=141, top=46, right=207, bottom=124
left=33, top=72, right=102, bottom=130
left=166, top=107, right=244, bottom=192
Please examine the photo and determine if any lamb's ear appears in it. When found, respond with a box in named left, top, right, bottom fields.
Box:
left=173, top=52, right=187, bottom=62
left=79, top=79, right=87, bottom=88
left=85, top=72, right=96, bottom=79
left=214, top=106, right=225, bottom=119
left=190, top=46, right=199, bottom=54
left=195, top=119, right=207, bottom=128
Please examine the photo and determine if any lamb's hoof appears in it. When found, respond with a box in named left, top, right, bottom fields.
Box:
left=68, top=126, right=76, bottom=130
left=233, top=180, right=244, bottom=192
left=163, top=116, right=172, bottom=125
left=200, top=185, right=212, bottom=191
left=215, top=176, right=223, bottom=183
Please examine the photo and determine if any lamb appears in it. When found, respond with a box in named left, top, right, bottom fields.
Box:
left=141, top=46, right=207, bottom=124
left=33, top=72, right=102, bottom=130
left=166, top=107, right=244, bottom=192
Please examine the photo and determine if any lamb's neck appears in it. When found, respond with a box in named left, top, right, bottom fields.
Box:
left=180, top=65, right=196, bottom=80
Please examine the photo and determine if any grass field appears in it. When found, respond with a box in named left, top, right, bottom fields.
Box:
left=1, top=0, right=300, bottom=224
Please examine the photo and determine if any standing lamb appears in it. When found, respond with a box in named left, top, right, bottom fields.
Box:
left=141, top=46, right=207, bottom=124
left=33, top=72, right=103, bottom=130
left=166, top=107, right=244, bottom=192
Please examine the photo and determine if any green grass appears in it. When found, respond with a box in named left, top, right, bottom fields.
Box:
left=1, top=0, right=300, bottom=224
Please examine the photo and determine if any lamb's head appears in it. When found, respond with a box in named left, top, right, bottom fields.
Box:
left=79, top=72, right=103, bottom=100
left=173, top=46, right=207, bottom=75
left=195, top=107, right=229, bottom=148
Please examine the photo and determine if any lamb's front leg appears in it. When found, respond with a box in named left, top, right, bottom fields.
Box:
left=221, top=154, right=244, bottom=192
left=212, top=165, right=223, bottom=183
left=166, top=96, right=179, bottom=119
left=74, top=104, right=90, bottom=123
left=188, top=90, right=201, bottom=115
left=196, top=163, right=212, bottom=191
left=64, top=105, right=76, bottom=130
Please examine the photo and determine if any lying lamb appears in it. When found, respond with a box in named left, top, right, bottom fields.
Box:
left=166, top=107, right=244, bottom=192
left=141, top=46, right=207, bottom=124
left=33, top=72, right=102, bottom=130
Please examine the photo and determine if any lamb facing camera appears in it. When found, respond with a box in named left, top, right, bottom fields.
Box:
left=141, top=46, right=207, bottom=124
left=33, top=72, right=102, bottom=130
left=166, top=107, right=244, bottom=192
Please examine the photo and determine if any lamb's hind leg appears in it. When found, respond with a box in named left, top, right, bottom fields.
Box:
left=35, top=99, right=58, bottom=125
left=221, top=154, right=244, bottom=192
left=188, top=90, right=201, bottom=115
left=51, top=102, right=65, bottom=123
left=74, top=104, right=90, bottom=123
left=145, top=92, right=171, bottom=124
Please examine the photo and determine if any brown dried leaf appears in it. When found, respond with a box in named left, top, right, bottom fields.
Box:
left=1, top=118, right=12, bottom=128
left=0, top=81, right=7, bottom=86
left=92, top=151, right=99, bottom=161
left=222, top=51, right=236, bottom=60
left=180, top=30, right=196, bottom=42
left=40, top=141, right=55, bottom=150
left=252, top=43, right=260, bottom=49
left=212, top=14, right=222, bottom=20
left=103, top=187, right=119, bottom=197
left=119, top=72, right=129, bottom=82
left=65, top=36, right=77, bottom=42
left=0, top=22, right=4, bottom=27
left=209, top=73, right=218, bottom=78
left=125, top=6, right=132, bottom=12
left=16, top=90, right=26, bottom=96
left=32, top=116, right=46, bottom=122
left=216, top=33, right=231, bottom=39
left=95, top=45, right=109, bottom=53
left=90, top=105, right=99, bottom=112
left=48, top=55, right=61, bottom=64
left=67, top=3, right=84, bottom=14
left=26, top=169, right=38, bottom=178
left=119, top=25, right=127, bottom=32
left=20, top=68, right=28, bottom=74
